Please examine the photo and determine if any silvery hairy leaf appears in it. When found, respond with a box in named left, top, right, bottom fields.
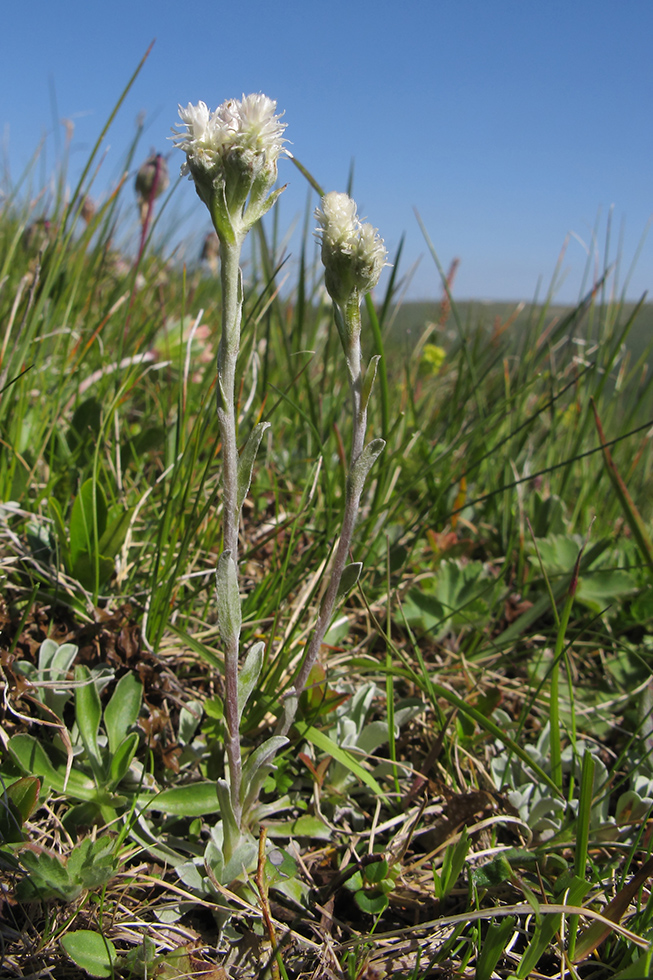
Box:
left=360, top=354, right=381, bottom=413
left=241, top=736, right=289, bottom=814
left=237, top=641, right=264, bottom=725
left=216, top=551, right=241, bottom=647
left=349, top=438, right=386, bottom=496
left=237, top=422, right=271, bottom=512
left=337, top=561, right=362, bottom=598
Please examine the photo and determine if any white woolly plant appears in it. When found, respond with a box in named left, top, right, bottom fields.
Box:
left=173, top=99, right=387, bottom=836
left=278, top=192, right=387, bottom=736
left=172, top=93, right=287, bottom=829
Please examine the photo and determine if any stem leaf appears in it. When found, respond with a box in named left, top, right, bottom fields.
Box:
left=237, top=641, right=264, bottom=725
left=349, top=438, right=386, bottom=495
left=237, top=422, right=271, bottom=512
left=361, top=354, right=381, bottom=413
left=337, top=561, right=362, bottom=598
left=241, top=735, right=289, bottom=813
left=216, top=550, right=242, bottom=647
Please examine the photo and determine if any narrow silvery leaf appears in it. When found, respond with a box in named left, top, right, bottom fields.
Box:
left=216, top=551, right=241, bottom=646
left=217, top=376, right=229, bottom=412
left=333, top=303, right=349, bottom=356
left=241, top=735, right=288, bottom=813
left=275, top=693, right=298, bottom=738
left=216, top=778, right=240, bottom=864
left=360, top=355, right=381, bottom=414
left=221, top=839, right=259, bottom=887
left=337, top=562, right=362, bottom=598
left=237, top=641, right=264, bottom=725
left=237, top=422, right=271, bottom=512
left=349, top=438, right=386, bottom=496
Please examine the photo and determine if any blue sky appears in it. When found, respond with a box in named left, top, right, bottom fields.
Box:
left=2, top=1, right=652, bottom=302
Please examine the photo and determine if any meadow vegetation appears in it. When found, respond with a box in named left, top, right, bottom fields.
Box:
left=1, top=68, right=653, bottom=980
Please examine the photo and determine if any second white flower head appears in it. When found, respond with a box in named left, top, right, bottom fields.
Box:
left=315, top=192, right=387, bottom=304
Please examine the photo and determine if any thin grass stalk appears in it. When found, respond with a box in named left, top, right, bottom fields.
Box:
left=550, top=541, right=584, bottom=790
left=567, top=749, right=595, bottom=960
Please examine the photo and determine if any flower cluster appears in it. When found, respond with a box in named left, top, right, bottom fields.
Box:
left=315, top=192, right=387, bottom=306
left=173, top=95, right=286, bottom=174
left=171, top=94, right=287, bottom=239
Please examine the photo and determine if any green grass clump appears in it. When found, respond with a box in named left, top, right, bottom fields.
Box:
left=2, top=71, right=653, bottom=979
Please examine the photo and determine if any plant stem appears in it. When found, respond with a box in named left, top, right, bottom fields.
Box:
left=279, top=300, right=369, bottom=736
left=217, top=236, right=244, bottom=822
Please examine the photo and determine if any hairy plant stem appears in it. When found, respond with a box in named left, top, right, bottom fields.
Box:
left=217, top=235, right=245, bottom=824
left=278, top=298, right=369, bottom=737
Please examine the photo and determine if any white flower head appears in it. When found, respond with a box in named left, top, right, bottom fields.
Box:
left=233, top=94, right=287, bottom=163
left=171, top=94, right=287, bottom=239
left=353, top=222, right=388, bottom=293
left=171, top=94, right=286, bottom=179
left=315, top=191, right=387, bottom=304
left=173, top=101, right=223, bottom=176
left=315, top=191, right=358, bottom=250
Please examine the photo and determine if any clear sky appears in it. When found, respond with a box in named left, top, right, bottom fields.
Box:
left=2, top=1, right=651, bottom=303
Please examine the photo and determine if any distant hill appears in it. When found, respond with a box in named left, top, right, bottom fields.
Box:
left=377, top=299, right=653, bottom=362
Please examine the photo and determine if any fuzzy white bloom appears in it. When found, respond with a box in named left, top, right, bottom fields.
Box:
left=171, top=94, right=286, bottom=178
left=316, top=192, right=359, bottom=250
left=173, top=101, right=225, bottom=175
left=232, top=94, right=287, bottom=162
left=315, top=191, right=387, bottom=304
left=353, top=222, right=388, bottom=293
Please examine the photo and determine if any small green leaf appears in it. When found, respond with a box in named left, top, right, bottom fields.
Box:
left=109, top=732, right=140, bottom=788
left=237, top=422, right=271, bottom=512
left=363, top=858, right=389, bottom=885
left=71, top=552, right=115, bottom=591
left=138, top=782, right=221, bottom=818
left=355, top=889, right=389, bottom=914
left=6, top=776, right=41, bottom=822
left=178, top=700, right=203, bottom=744
left=0, top=777, right=41, bottom=843
left=104, top=672, right=142, bottom=754
left=337, top=562, right=362, bottom=598
left=98, top=506, right=135, bottom=560
left=216, top=778, right=241, bottom=864
left=75, top=665, right=105, bottom=783
left=475, top=916, right=517, bottom=980
left=237, top=641, right=264, bottom=725
left=265, top=846, right=298, bottom=887
left=471, top=853, right=514, bottom=888
left=360, top=354, right=380, bottom=413
left=8, top=734, right=97, bottom=800
left=221, top=838, right=259, bottom=886
left=18, top=849, right=80, bottom=901
left=216, top=550, right=241, bottom=646
left=69, top=479, right=108, bottom=569
left=39, top=638, right=76, bottom=674
left=61, top=930, right=117, bottom=978
left=47, top=496, right=71, bottom=569
left=241, top=736, right=289, bottom=813
left=67, top=837, right=119, bottom=890
left=263, top=814, right=332, bottom=839
left=349, top=438, right=385, bottom=495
